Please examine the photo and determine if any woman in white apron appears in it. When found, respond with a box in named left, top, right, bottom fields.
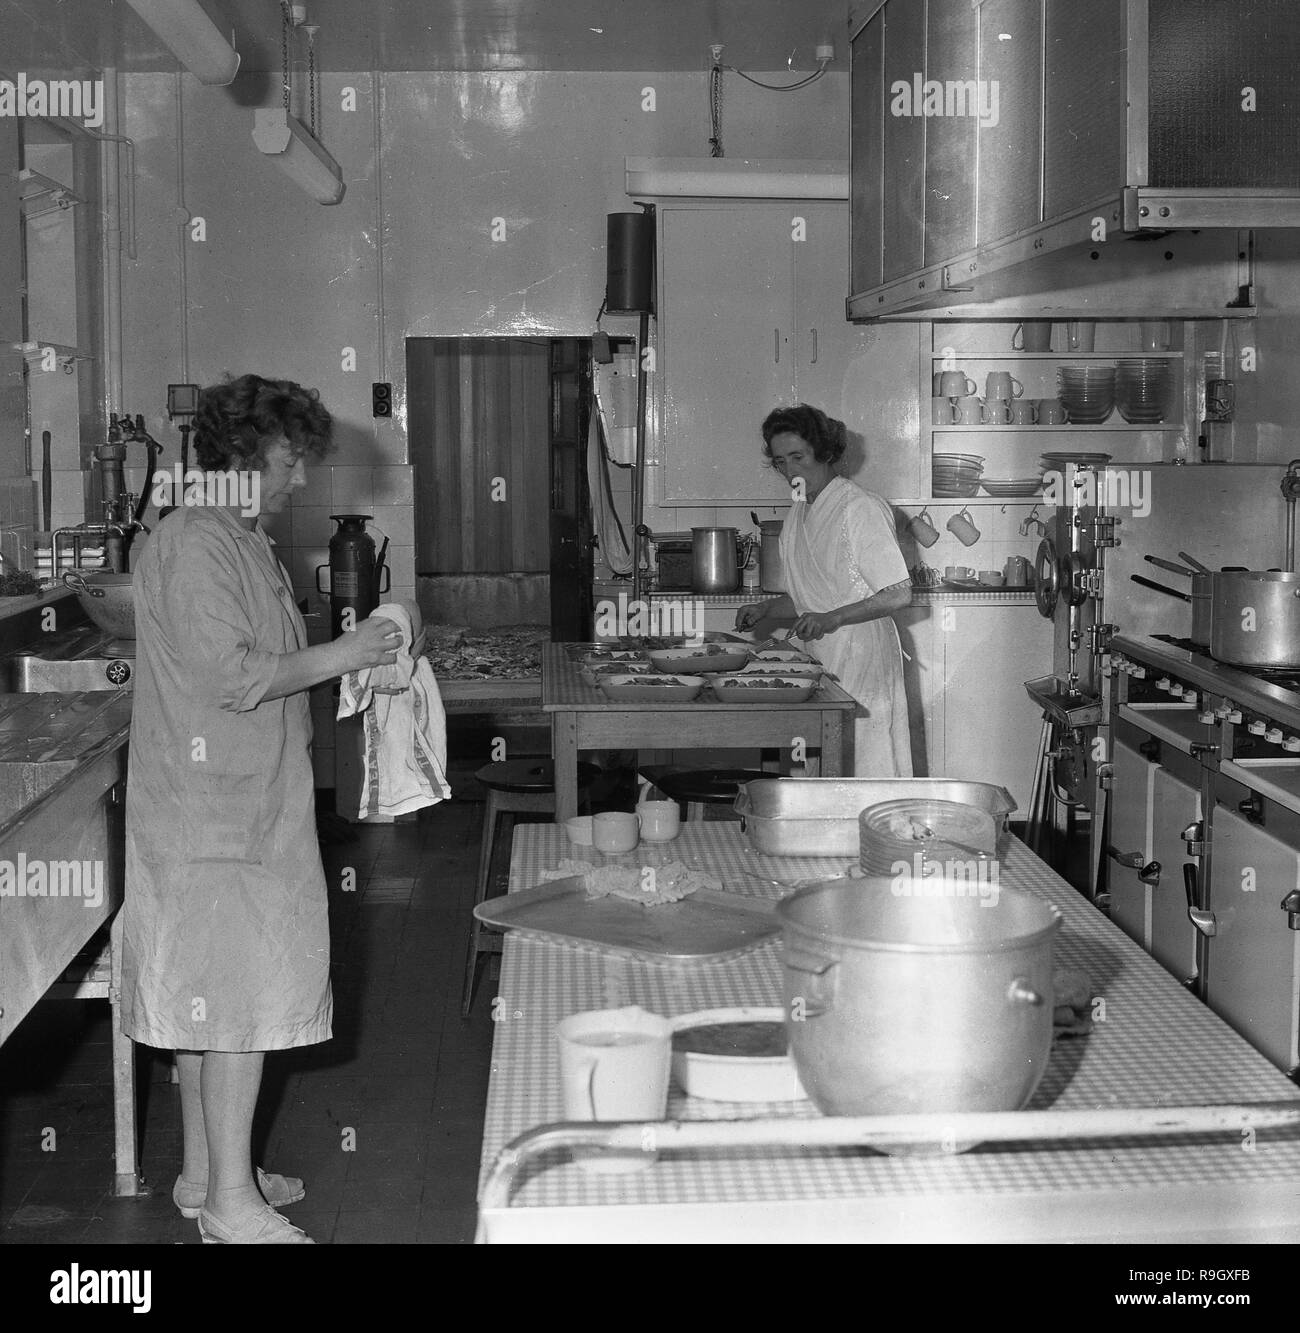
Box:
left=736, top=405, right=913, bottom=776
left=121, top=375, right=402, bottom=1242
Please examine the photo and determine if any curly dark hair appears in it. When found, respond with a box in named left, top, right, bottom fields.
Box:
left=760, top=404, right=846, bottom=466
left=193, top=374, right=333, bottom=471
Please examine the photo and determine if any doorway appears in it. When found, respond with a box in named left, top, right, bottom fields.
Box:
left=406, top=336, right=593, bottom=639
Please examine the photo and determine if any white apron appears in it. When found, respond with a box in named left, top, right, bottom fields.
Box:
left=781, top=477, right=912, bottom=777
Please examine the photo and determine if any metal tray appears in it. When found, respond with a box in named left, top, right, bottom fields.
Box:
left=734, top=778, right=1016, bottom=858
left=473, top=877, right=779, bottom=961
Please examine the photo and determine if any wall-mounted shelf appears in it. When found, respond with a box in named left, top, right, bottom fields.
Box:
left=931, top=352, right=1186, bottom=362
left=17, top=168, right=81, bottom=220
left=933, top=423, right=1182, bottom=432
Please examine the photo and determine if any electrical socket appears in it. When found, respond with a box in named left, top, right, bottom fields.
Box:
left=815, top=43, right=835, bottom=61
left=709, top=44, right=724, bottom=63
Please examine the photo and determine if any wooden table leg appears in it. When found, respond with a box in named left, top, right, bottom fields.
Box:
left=819, top=708, right=847, bottom=777
left=553, top=712, right=580, bottom=823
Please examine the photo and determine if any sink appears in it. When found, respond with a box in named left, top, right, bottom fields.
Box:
left=4, top=627, right=135, bottom=692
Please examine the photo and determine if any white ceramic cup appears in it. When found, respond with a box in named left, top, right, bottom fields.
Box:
left=556, top=1006, right=672, bottom=1173
left=931, top=396, right=954, bottom=425
left=953, top=394, right=986, bottom=424
left=978, top=570, right=1005, bottom=586
left=1036, top=397, right=1068, bottom=425
left=946, top=508, right=981, bottom=546
left=636, top=799, right=681, bottom=842
left=1012, top=321, right=1052, bottom=352
left=908, top=507, right=940, bottom=548
left=593, top=810, right=639, bottom=853
left=1009, top=399, right=1037, bottom=425
left=1066, top=320, right=1096, bottom=351
left=564, top=815, right=594, bottom=846
left=938, top=370, right=977, bottom=398
left=983, top=397, right=1013, bottom=424
left=985, top=371, right=1024, bottom=401
left=944, top=565, right=975, bottom=581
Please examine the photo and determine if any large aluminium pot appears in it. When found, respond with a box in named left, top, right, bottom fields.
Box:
left=692, top=527, right=741, bottom=594
left=1189, top=572, right=1212, bottom=648
left=776, top=877, right=1060, bottom=1140
left=1209, top=569, right=1300, bottom=667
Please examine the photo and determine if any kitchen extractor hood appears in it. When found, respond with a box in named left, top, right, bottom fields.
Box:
left=846, top=0, right=1300, bottom=319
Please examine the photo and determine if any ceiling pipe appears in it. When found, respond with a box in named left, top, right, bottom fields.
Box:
left=122, top=0, right=240, bottom=85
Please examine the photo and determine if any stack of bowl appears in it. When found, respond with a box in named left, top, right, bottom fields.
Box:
left=1115, top=358, right=1172, bottom=423
left=932, top=453, right=984, bottom=498
left=1057, top=364, right=1116, bottom=424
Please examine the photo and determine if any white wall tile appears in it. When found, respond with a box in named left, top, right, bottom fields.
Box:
left=331, top=466, right=373, bottom=508
left=371, top=465, right=413, bottom=505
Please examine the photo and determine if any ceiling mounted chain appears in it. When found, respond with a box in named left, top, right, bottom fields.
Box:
left=279, top=2, right=291, bottom=113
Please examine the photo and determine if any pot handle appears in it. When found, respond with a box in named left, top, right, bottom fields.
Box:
left=62, top=571, right=105, bottom=598
left=781, top=942, right=838, bottom=1019
left=1006, top=977, right=1045, bottom=1007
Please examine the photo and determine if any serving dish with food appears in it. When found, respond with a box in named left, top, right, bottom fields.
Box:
left=596, top=672, right=707, bottom=702
left=709, top=674, right=818, bottom=704
left=646, top=644, right=751, bottom=674
left=670, top=1006, right=806, bottom=1102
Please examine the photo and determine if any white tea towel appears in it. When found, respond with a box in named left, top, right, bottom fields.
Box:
left=336, top=603, right=452, bottom=818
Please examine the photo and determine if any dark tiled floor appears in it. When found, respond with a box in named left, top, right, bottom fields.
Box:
left=0, top=784, right=513, bottom=1246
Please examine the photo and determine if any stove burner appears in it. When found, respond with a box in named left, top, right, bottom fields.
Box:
left=1149, top=635, right=1300, bottom=691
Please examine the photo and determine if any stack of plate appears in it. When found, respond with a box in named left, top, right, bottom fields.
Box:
left=980, top=477, right=1043, bottom=497
left=1115, top=358, right=1172, bottom=423
left=1057, top=364, right=1116, bottom=424
left=932, top=452, right=984, bottom=498
left=858, top=798, right=1000, bottom=877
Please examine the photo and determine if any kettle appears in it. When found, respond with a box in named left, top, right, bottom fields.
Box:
left=759, top=519, right=786, bottom=592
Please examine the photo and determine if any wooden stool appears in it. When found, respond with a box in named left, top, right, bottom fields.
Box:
left=645, top=768, right=768, bottom=822
left=462, top=758, right=599, bottom=1015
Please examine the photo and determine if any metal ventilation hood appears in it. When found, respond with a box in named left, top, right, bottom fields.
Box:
left=846, top=0, right=1300, bottom=320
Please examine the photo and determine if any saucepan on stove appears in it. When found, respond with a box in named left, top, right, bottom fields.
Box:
left=1210, top=568, right=1300, bottom=667
left=1138, top=554, right=1211, bottom=647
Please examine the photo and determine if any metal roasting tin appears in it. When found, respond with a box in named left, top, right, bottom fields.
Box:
left=734, top=778, right=1016, bottom=858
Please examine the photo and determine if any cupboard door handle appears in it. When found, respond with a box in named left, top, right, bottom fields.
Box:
left=810, top=328, right=818, bottom=364
left=774, top=329, right=780, bottom=363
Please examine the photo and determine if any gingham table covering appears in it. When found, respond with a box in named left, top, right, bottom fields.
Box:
left=478, top=824, right=1300, bottom=1215
left=540, top=643, right=855, bottom=710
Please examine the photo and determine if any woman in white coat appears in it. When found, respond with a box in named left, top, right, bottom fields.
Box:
left=736, top=404, right=913, bottom=777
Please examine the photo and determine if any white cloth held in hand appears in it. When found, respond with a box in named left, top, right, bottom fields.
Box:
left=336, top=603, right=451, bottom=818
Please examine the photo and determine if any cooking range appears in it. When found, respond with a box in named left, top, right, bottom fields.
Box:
left=1108, top=630, right=1300, bottom=1076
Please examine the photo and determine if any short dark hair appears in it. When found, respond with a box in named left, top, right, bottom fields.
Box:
left=193, top=374, right=333, bottom=471
left=761, top=404, right=846, bottom=466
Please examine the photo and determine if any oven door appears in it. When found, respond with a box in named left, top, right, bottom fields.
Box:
left=1207, top=772, right=1300, bottom=1074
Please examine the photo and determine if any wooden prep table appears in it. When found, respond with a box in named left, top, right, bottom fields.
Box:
left=542, top=644, right=856, bottom=822
left=476, top=823, right=1300, bottom=1243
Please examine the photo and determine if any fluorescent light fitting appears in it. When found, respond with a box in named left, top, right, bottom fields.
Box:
left=124, top=0, right=241, bottom=86
left=625, top=157, right=847, bottom=199
left=252, top=109, right=345, bottom=205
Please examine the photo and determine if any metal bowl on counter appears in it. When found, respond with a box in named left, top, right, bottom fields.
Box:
left=62, top=570, right=135, bottom=639
left=776, top=877, right=1061, bottom=1150
left=646, top=645, right=750, bottom=674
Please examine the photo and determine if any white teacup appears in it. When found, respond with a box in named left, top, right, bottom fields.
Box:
left=938, top=370, right=977, bottom=398
left=564, top=815, right=594, bottom=846
left=985, top=371, right=1024, bottom=401
left=953, top=394, right=985, bottom=425
left=593, top=810, right=639, bottom=854
left=636, top=800, right=681, bottom=842
left=556, top=1006, right=672, bottom=1173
